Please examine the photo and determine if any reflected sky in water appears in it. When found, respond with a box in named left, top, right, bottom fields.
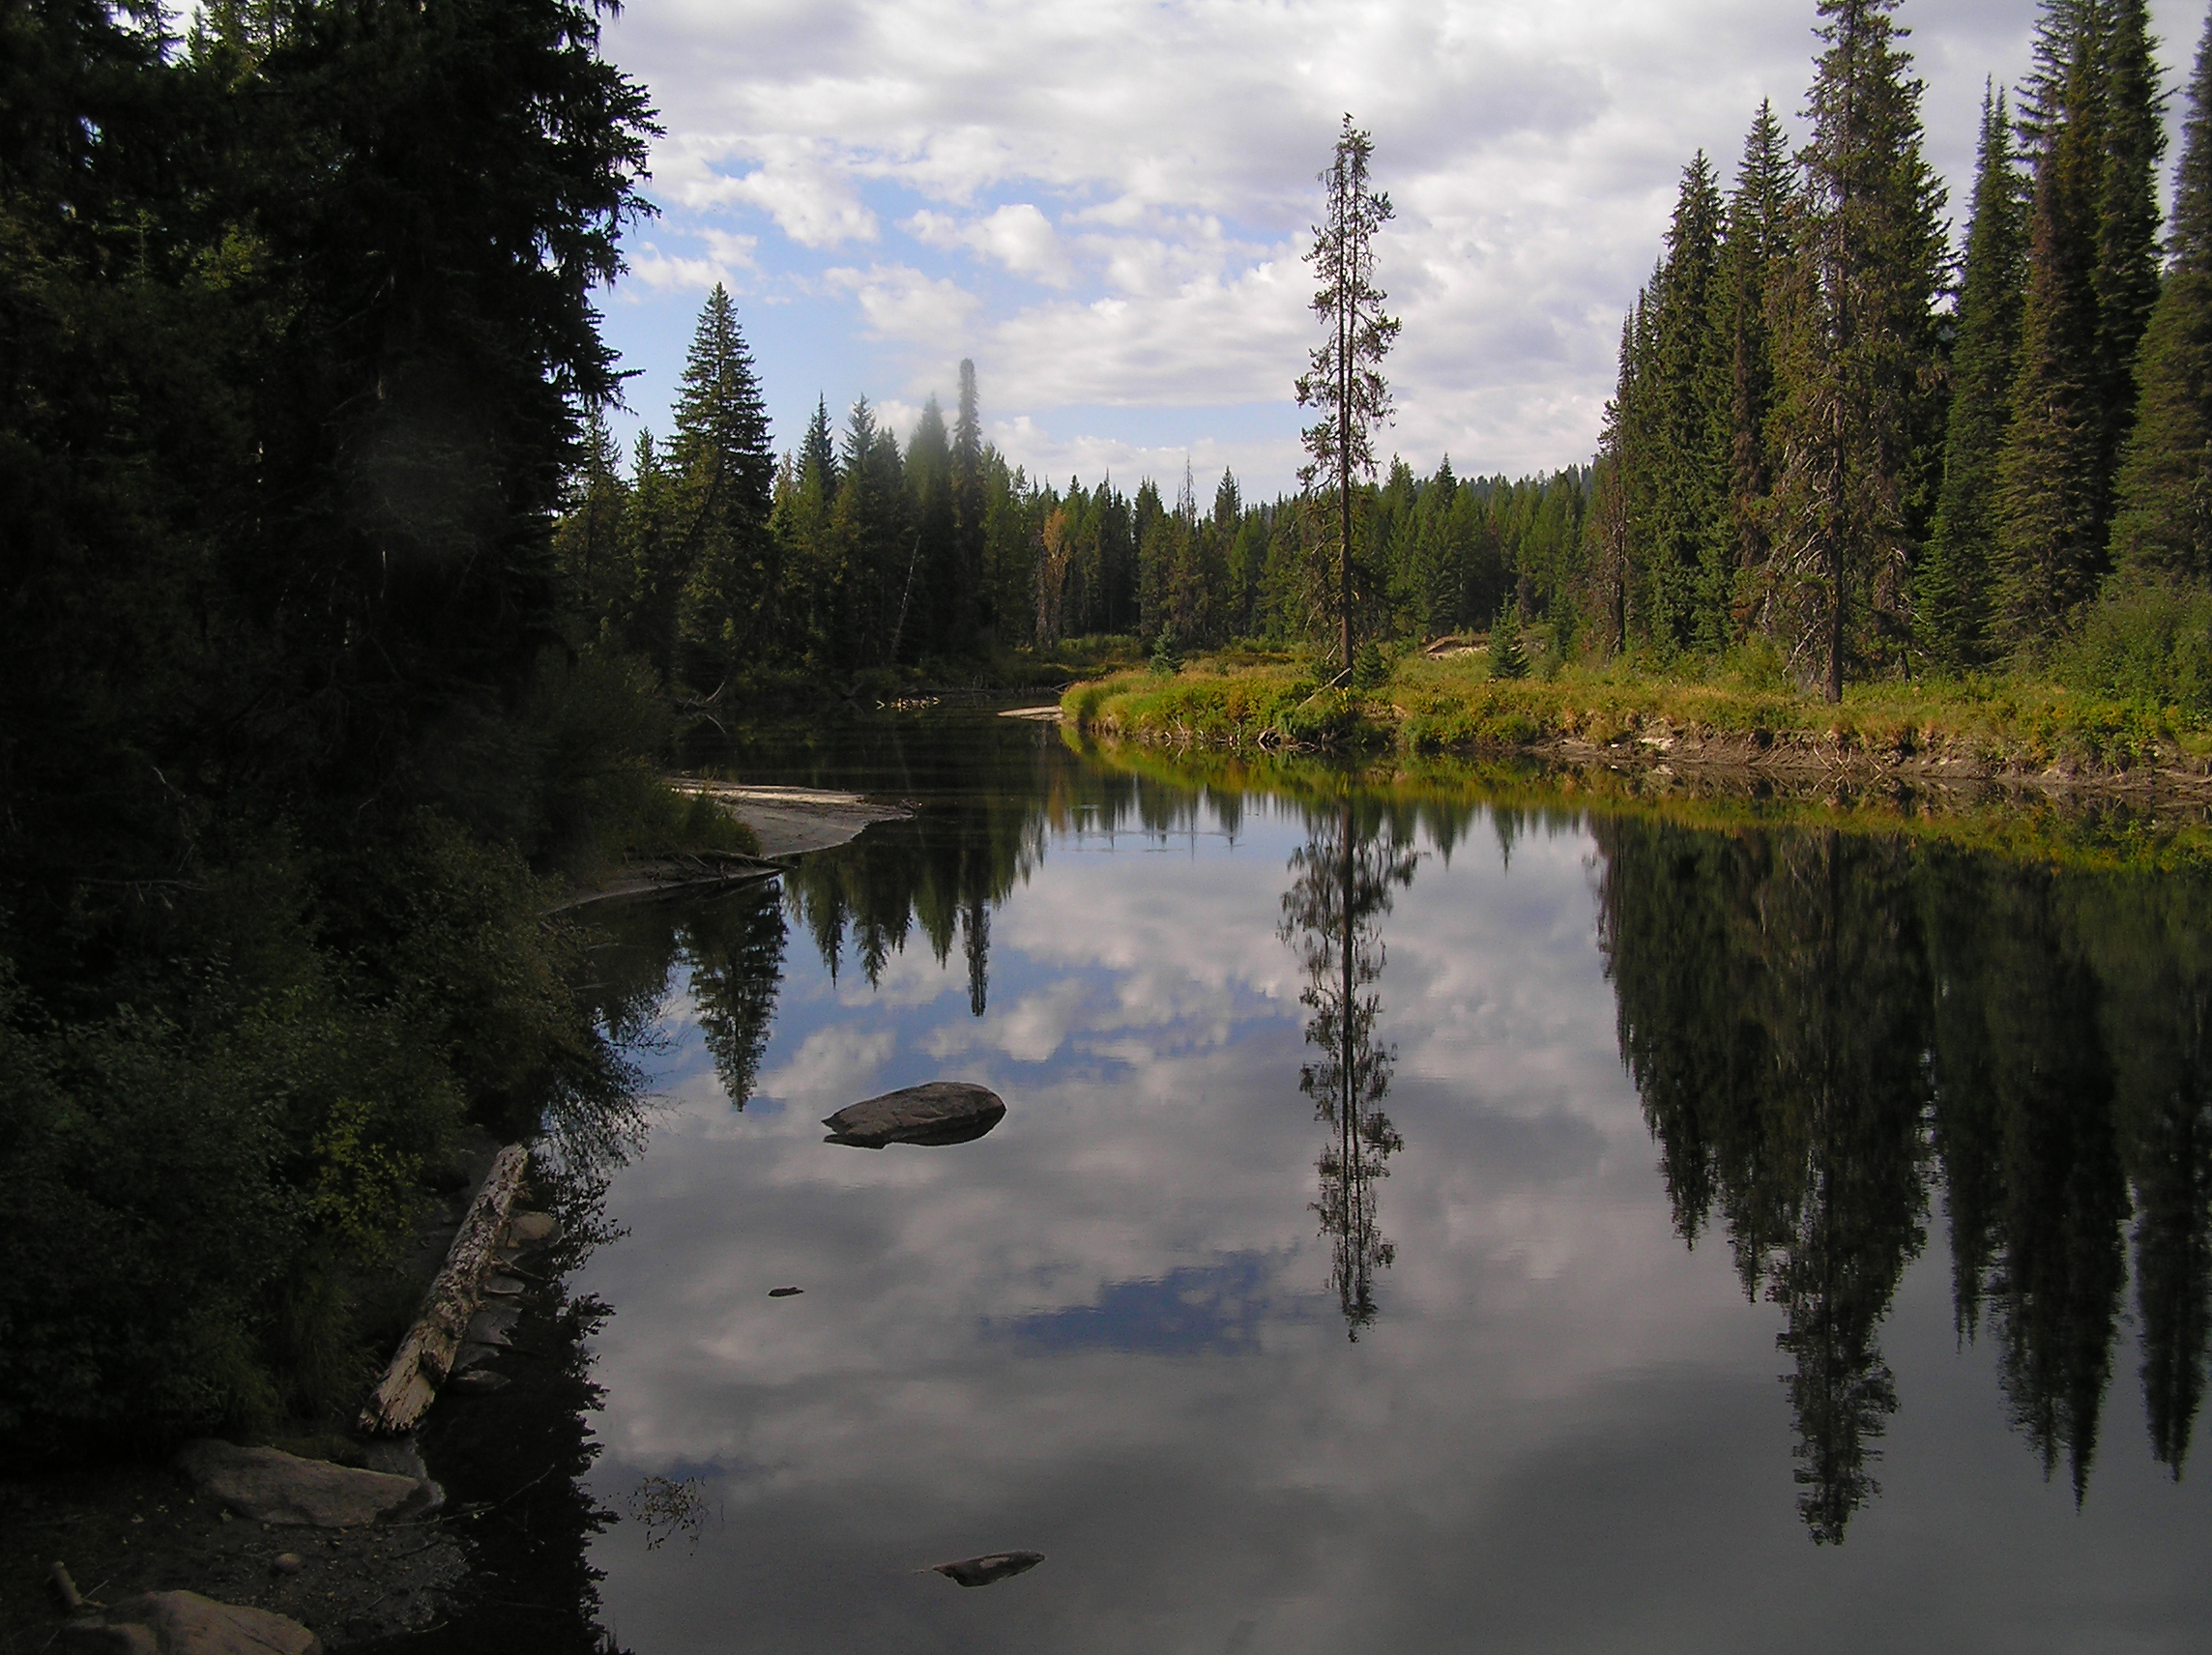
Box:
left=570, top=722, right=2210, bottom=1654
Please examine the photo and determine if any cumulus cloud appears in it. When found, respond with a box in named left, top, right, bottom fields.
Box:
left=600, top=1, right=2202, bottom=488
left=909, top=203, right=1076, bottom=287
left=823, top=263, right=982, bottom=342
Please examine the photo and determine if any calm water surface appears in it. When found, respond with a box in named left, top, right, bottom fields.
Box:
left=560, top=712, right=2211, bottom=1653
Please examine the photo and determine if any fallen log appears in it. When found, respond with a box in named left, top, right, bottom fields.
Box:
left=359, top=1144, right=529, bottom=1436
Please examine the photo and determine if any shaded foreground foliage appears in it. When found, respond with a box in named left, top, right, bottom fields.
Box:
left=0, top=0, right=701, bottom=1448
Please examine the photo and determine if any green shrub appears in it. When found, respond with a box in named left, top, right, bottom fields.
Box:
left=1352, top=640, right=1391, bottom=690
left=2059, top=582, right=2212, bottom=715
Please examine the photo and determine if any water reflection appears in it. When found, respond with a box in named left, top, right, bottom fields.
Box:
left=568, top=716, right=2212, bottom=1592
left=1595, top=815, right=2212, bottom=1537
left=1280, top=799, right=1417, bottom=1337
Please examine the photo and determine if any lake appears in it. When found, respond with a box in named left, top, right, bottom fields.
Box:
left=537, top=710, right=2211, bottom=1653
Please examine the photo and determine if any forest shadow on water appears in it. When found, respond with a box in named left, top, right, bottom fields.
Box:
left=519, top=711, right=2209, bottom=1650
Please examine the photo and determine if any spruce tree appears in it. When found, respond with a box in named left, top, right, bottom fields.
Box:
left=952, top=359, right=987, bottom=633
left=2093, top=0, right=2167, bottom=485
left=2110, top=8, right=2212, bottom=580
left=1711, top=102, right=1795, bottom=648
left=1766, top=0, right=1947, bottom=702
left=1995, top=0, right=2166, bottom=643
left=1920, top=85, right=2028, bottom=671
left=1645, top=153, right=1729, bottom=654
left=672, top=283, right=775, bottom=683
left=1295, top=114, right=1399, bottom=675
left=801, top=394, right=839, bottom=495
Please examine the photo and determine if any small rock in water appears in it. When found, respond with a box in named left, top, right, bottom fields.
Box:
left=933, top=1551, right=1044, bottom=1588
left=272, top=1552, right=304, bottom=1576
left=823, top=1081, right=1006, bottom=1147
left=768, top=1286, right=803, bottom=1297
left=507, top=1210, right=560, bottom=1247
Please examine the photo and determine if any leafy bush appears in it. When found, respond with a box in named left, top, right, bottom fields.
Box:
left=2058, top=583, right=2212, bottom=715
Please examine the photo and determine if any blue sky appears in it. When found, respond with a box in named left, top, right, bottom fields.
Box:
left=590, top=0, right=2207, bottom=498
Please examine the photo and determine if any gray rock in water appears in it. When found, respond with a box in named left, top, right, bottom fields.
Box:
left=933, top=1551, right=1044, bottom=1588
left=464, top=1299, right=523, bottom=1348
left=507, top=1210, right=560, bottom=1247
left=176, top=1439, right=440, bottom=1528
left=824, top=1082, right=1005, bottom=1147
left=62, top=1590, right=322, bottom=1654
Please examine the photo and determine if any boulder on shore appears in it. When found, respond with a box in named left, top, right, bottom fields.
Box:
left=175, top=1439, right=441, bottom=1527
left=62, top=1590, right=321, bottom=1655
left=823, top=1082, right=1006, bottom=1147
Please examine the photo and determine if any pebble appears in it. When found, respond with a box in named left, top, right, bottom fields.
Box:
left=273, top=1553, right=303, bottom=1576
left=769, top=1286, right=803, bottom=1297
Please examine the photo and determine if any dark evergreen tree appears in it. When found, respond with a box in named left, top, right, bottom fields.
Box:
left=1644, top=153, right=1729, bottom=653
left=1921, top=85, right=2028, bottom=671
left=1766, top=0, right=1947, bottom=701
left=2110, top=9, right=2212, bottom=580
left=2092, top=0, right=2167, bottom=487
left=952, top=359, right=987, bottom=636
left=1998, top=1, right=2120, bottom=646
left=1713, top=102, right=1795, bottom=643
left=672, top=283, right=775, bottom=685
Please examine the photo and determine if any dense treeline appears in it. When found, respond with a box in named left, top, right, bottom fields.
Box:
left=1595, top=0, right=2212, bottom=705
left=566, top=286, right=1595, bottom=680
left=552, top=91, right=1588, bottom=683
left=0, top=0, right=693, bottom=1443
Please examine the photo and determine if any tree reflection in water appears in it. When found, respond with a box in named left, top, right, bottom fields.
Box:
left=1597, top=813, right=2212, bottom=1541
left=1280, top=799, right=1418, bottom=1339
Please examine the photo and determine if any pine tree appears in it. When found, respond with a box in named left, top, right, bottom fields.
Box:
left=801, top=394, right=839, bottom=496
left=951, top=359, right=987, bottom=634
left=672, top=283, right=775, bottom=683
left=2110, top=9, right=2212, bottom=580
left=1488, top=596, right=1528, bottom=679
left=1713, top=102, right=1795, bottom=643
left=1920, top=85, right=2028, bottom=671
left=1295, top=113, right=1400, bottom=675
left=1766, top=0, right=1947, bottom=702
left=1998, top=7, right=2110, bottom=648
left=2093, top=0, right=2167, bottom=484
left=1645, top=153, right=1729, bottom=654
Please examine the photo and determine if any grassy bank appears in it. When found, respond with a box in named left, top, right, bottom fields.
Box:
left=1062, top=645, right=2212, bottom=783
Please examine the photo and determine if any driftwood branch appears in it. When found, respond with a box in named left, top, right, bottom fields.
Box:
left=359, top=1145, right=529, bottom=1436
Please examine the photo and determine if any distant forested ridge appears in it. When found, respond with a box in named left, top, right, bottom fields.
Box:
left=567, top=284, right=1594, bottom=683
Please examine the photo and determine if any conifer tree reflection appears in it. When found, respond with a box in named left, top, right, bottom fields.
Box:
left=1280, top=799, right=1417, bottom=1338
left=1597, top=821, right=1931, bottom=1543
left=684, top=881, right=788, bottom=1109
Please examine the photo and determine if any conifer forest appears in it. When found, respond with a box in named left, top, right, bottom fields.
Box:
left=9, top=0, right=2212, bottom=1603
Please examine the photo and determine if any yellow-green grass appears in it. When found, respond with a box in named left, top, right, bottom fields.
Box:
left=1063, top=648, right=2212, bottom=778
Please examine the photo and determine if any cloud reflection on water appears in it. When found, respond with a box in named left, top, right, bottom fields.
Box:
left=568, top=751, right=2211, bottom=1653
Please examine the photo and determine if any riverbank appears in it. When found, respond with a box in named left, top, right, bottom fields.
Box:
left=1062, top=653, right=2212, bottom=798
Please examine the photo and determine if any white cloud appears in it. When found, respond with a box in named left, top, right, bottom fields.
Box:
left=602, top=1, right=2208, bottom=489
left=908, top=202, right=1077, bottom=287
left=823, top=263, right=982, bottom=342
left=755, top=1023, right=897, bottom=1109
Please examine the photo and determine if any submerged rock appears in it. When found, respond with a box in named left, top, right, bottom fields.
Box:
left=824, top=1082, right=1006, bottom=1147
left=933, top=1551, right=1044, bottom=1588
left=61, top=1590, right=321, bottom=1654
left=175, top=1439, right=441, bottom=1527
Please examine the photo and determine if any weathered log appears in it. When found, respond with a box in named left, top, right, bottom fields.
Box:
left=359, top=1144, right=529, bottom=1436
